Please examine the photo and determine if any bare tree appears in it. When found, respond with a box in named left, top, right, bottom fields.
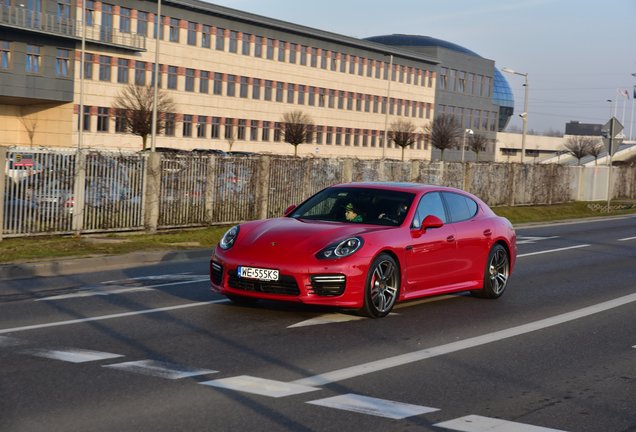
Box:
left=468, top=133, right=489, bottom=162
left=587, top=140, right=604, bottom=165
left=424, top=113, right=462, bottom=161
left=281, top=110, right=314, bottom=157
left=111, top=84, right=176, bottom=150
left=564, top=136, right=596, bottom=165
left=19, top=108, right=38, bottom=147
left=389, top=120, right=417, bottom=161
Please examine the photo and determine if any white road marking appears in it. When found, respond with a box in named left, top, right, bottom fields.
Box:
left=307, top=393, right=438, bottom=419
left=36, top=278, right=210, bottom=301
left=23, top=348, right=124, bottom=363
left=517, top=244, right=590, bottom=258
left=288, top=313, right=366, bottom=328
left=0, top=335, right=24, bottom=347
left=104, top=359, right=216, bottom=379
left=0, top=299, right=229, bottom=335
left=516, top=236, right=559, bottom=245
left=200, top=375, right=319, bottom=398
left=292, top=293, right=636, bottom=386
left=618, top=236, right=636, bottom=241
left=434, top=414, right=567, bottom=431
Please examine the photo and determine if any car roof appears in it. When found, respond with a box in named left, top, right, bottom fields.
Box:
left=333, top=182, right=458, bottom=194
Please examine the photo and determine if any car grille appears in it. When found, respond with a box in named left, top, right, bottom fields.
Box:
left=210, top=261, right=223, bottom=285
left=228, top=270, right=300, bottom=296
left=309, top=274, right=346, bottom=296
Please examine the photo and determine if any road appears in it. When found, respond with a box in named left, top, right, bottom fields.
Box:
left=1, top=216, right=635, bottom=432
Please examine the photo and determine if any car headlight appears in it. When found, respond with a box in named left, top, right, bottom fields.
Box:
left=219, top=225, right=240, bottom=250
left=317, top=237, right=364, bottom=259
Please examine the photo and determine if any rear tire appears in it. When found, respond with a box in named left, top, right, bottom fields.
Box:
left=473, top=244, right=509, bottom=299
left=361, top=253, right=400, bottom=318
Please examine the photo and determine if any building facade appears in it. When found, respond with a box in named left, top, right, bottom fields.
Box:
left=1, top=0, right=442, bottom=160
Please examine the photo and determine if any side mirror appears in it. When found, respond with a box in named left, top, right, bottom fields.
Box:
left=422, top=214, right=444, bottom=231
left=284, top=204, right=297, bottom=216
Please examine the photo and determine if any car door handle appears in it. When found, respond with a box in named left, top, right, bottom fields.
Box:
left=446, top=235, right=455, bottom=242
left=483, top=229, right=492, bottom=237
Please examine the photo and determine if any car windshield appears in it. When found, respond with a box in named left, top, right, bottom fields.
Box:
left=289, top=187, right=415, bottom=226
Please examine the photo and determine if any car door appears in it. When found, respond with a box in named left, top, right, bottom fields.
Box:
left=442, top=192, right=490, bottom=285
left=403, top=192, right=459, bottom=297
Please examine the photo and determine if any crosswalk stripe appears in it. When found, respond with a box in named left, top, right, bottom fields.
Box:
left=307, top=393, right=438, bottom=419
left=434, top=415, right=567, bottom=431
left=103, top=359, right=217, bottom=379
left=200, top=375, right=319, bottom=398
left=23, top=348, right=124, bottom=363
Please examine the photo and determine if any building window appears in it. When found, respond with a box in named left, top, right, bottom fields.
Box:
left=153, top=14, right=163, bottom=39
left=252, top=78, right=260, bottom=99
left=120, top=7, right=131, bottom=33
left=169, top=18, right=179, bottom=42
left=300, top=45, right=307, bottom=65
left=0, top=41, right=10, bottom=69
left=262, top=121, right=270, bottom=141
left=215, top=28, right=225, bottom=50
left=55, top=48, right=70, bottom=77
left=274, top=122, right=281, bottom=142
left=167, top=66, right=178, bottom=90
left=97, top=107, right=109, bottom=132
left=164, top=113, right=175, bottom=136
left=297, top=85, right=305, bottom=105
left=201, top=25, right=211, bottom=48
left=316, top=126, right=323, bottom=144
left=229, top=31, right=238, bottom=53
left=150, top=63, right=162, bottom=88
left=250, top=121, right=258, bottom=141
left=197, top=116, right=207, bottom=138
left=276, top=82, right=283, bottom=102
left=211, top=117, right=220, bottom=139
left=254, top=36, right=262, bottom=58
left=200, top=70, right=209, bottom=93
left=308, top=86, right=315, bottom=106
left=226, top=75, right=236, bottom=97
left=278, top=41, right=286, bottom=61
left=264, top=80, right=273, bottom=101
left=25, top=45, right=41, bottom=74
left=328, top=89, right=335, bottom=108
left=330, top=52, right=337, bottom=71
left=289, top=43, right=297, bottom=64
left=57, top=0, right=71, bottom=20
left=80, top=53, right=92, bottom=79
left=224, top=118, right=233, bottom=139
left=310, top=48, right=317, bottom=67
left=99, top=55, right=111, bottom=81
left=185, top=68, right=195, bottom=92
left=182, top=114, right=193, bottom=137
left=135, top=61, right=146, bottom=85
left=137, top=11, right=148, bottom=36
left=79, top=106, right=91, bottom=131
left=338, top=91, right=345, bottom=110
left=239, top=76, right=248, bottom=98
left=187, top=22, right=196, bottom=45
left=117, top=58, right=128, bottom=83
left=242, top=33, right=251, bottom=55
left=213, top=73, right=222, bottom=95
left=287, top=84, right=295, bottom=104
left=85, top=0, right=95, bottom=26
left=237, top=119, right=246, bottom=140
left=266, top=38, right=274, bottom=60
left=115, top=112, right=126, bottom=133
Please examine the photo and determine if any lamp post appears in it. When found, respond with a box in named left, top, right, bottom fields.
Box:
left=630, top=73, right=636, bottom=140
left=461, top=128, right=473, bottom=162
left=502, top=67, right=528, bottom=163
left=606, top=99, right=613, bottom=118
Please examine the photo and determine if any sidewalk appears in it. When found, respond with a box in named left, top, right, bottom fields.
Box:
left=0, top=248, right=211, bottom=281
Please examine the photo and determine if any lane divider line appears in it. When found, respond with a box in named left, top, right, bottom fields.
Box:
left=518, top=244, right=590, bottom=258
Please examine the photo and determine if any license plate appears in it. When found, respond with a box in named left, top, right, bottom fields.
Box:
left=237, top=266, right=279, bottom=281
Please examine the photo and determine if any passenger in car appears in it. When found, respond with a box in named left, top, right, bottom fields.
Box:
left=345, top=202, right=363, bottom=222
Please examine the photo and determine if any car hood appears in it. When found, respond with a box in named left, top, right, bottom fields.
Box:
left=229, top=217, right=381, bottom=260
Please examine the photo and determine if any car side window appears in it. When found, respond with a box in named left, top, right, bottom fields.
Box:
left=412, top=192, right=447, bottom=228
left=443, top=192, right=478, bottom=222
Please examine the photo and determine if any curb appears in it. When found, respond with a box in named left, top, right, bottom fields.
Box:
left=0, top=248, right=211, bottom=281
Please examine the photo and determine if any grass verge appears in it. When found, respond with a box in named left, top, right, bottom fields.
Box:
left=1, top=201, right=635, bottom=264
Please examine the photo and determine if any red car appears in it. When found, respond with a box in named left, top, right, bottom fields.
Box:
left=210, top=182, right=516, bottom=318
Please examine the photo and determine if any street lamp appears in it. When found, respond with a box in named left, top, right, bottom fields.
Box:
left=461, top=128, right=473, bottom=162
left=502, top=67, right=528, bottom=163
left=606, top=99, right=613, bottom=118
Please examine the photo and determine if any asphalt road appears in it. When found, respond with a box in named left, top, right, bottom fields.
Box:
left=1, top=216, right=635, bottom=432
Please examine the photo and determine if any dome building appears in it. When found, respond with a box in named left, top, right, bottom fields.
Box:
left=365, top=34, right=515, bottom=161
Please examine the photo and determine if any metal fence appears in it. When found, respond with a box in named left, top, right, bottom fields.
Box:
left=2, top=147, right=636, bottom=239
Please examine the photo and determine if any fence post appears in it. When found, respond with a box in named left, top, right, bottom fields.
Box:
left=256, top=155, right=270, bottom=220
left=204, top=156, right=216, bottom=224
left=0, top=148, right=6, bottom=242
left=144, top=152, right=161, bottom=232
left=410, top=160, right=419, bottom=183
left=72, top=150, right=86, bottom=234
left=342, top=159, right=353, bottom=183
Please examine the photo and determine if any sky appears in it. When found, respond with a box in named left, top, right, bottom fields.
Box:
left=205, top=0, right=636, bottom=136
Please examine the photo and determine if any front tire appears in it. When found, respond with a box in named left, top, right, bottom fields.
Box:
left=473, top=244, right=509, bottom=299
left=361, top=253, right=400, bottom=318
